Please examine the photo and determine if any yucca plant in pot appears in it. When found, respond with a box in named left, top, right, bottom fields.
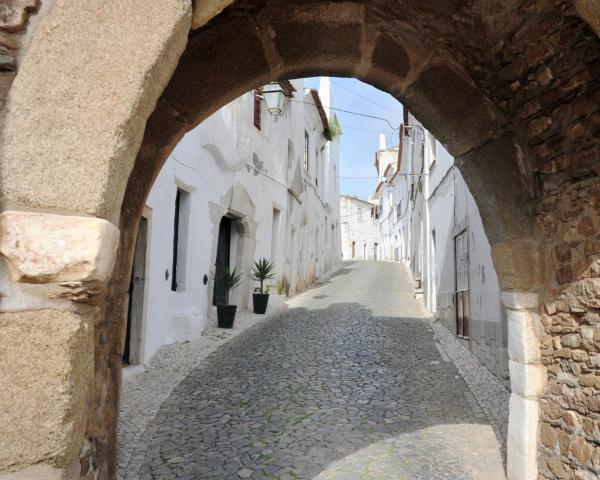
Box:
left=249, top=258, right=276, bottom=314
left=212, top=267, right=243, bottom=328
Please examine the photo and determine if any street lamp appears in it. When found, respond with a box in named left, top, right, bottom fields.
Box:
left=261, top=82, right=286, bottom=116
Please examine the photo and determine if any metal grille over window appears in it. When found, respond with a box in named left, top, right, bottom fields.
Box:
left=455, top=231, right=470, bottom=338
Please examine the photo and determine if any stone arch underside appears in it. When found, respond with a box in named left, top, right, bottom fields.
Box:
left=1, top=1, right=599, bottom=479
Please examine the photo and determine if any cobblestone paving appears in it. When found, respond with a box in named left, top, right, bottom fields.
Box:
left=118, top=309, right=280, bottom=479
left=429, top=320, right=510, bottom=465
left=121, top=261, right=505, bottom=479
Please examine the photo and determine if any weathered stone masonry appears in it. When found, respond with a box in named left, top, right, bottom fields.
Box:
left=0, top=0, right=38, bottom=111
left=502, top=5, right=600, bottom=478
left=537, top=179, right=600, bottom=479
left=1, top=1, right=600, bottom=479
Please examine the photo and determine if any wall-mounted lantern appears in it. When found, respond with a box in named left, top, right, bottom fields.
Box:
left=261, top=82, right=287, bottom=117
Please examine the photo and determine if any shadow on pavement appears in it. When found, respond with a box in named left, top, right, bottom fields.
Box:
left=126, top=301, right=506, bottom=480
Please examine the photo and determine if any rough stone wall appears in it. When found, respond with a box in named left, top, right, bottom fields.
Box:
left=537, top=178, right=600, bottom=479
left=486, top=4, right=600, bottom=478
left=0, top=0, right=39, bottom=111
left=460, top=1, right=600, bottom=477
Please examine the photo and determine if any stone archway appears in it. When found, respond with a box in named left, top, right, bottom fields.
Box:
left=1, top=1, right=599, bottom=479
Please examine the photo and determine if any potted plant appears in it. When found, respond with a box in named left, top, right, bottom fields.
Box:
left=212, top=267, right=243, bottom=328
left=249, top=258, right=276, bottom=314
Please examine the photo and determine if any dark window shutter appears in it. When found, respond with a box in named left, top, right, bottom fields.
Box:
left=171, top=189, right=181, bottom=291
left=253, top=90, right=261, bottom=130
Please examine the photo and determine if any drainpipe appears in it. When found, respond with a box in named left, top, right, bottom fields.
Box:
left=406, top=130, right=412, bottom=268
left=424, top=132, right=431, bottom=312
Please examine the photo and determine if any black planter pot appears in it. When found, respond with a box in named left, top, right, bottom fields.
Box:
left=217, top=304, right=237, bottom=328
left=253, top=293, right=269, bottom=314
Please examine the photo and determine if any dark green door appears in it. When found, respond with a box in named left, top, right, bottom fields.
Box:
left=213, top=216, right=232, bottom=305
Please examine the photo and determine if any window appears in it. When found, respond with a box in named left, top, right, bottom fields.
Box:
left=320, top=146, right=326, bottom=194
left=271, top=208, right=281, bottom=267
left=287, top=139, right=294, bottom=182
left=304, top=130, right=309, bottom=170
left=315, top=148, right=319, bottom=187
left=333, top=164, right=337, bottom=193
left=253, top=89, right=261, bottom=130
left=171, top=188, right=191, bottom=291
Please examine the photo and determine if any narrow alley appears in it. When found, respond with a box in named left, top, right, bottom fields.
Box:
left=119, top=261, right=506, bottom=480
left=5, top=5, right=600, bottom=479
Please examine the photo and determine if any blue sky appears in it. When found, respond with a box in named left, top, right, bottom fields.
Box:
left=304, top=77, right=404, bottom=200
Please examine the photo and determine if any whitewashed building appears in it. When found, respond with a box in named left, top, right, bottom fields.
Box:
left=373, top=113, right=509, bottom=386
left=123, top=78, right=342, bottom=367
left=339, top=195, right=380, bottom=260
left=372, top=133, right=402, bottom=262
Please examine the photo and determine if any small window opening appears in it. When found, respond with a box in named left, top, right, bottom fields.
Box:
left=304, top=130, right=309, bottom=170
left=253, top=89, right=262, bottom=130
left=171, top=188, right=191, bottom=292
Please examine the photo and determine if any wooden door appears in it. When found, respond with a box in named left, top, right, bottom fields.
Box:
left=455, top=231, right=470, bottom=338
left=124, top=217, right=148, bottom=365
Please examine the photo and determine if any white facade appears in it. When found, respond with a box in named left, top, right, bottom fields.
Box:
left=372, top=135, right=402, bottom=262
left=125, top=78, right=342, bottom=366
left=339, top=195, right=381, bottom=260
left=373, top=113, right=508, bottom=385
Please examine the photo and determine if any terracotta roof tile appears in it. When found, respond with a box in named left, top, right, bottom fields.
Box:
left=309, top=89, right=330, bottom=131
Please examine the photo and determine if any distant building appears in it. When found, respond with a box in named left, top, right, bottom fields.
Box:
left=372, top=113, right=509, bottom=387
left=372, top=133, right=402, bottom=261
left=339, top=194, right=380, bottom=260
left=123, top=78, right=342, bottom=367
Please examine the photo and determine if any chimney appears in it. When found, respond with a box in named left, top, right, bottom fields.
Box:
left=379, top=132, right=386, bottom=150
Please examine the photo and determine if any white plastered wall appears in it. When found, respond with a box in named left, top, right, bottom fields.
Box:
left=136, top=78, right=342, bottom=364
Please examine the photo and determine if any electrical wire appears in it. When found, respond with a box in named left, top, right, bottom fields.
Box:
left=339, top=176, right=379, bottom=179
left=331, top=79, right=404, bottom=117
left=340, top=210, right=376, bottom=220
left=337, top=124, right=395, bottom=135
left=252, top=88, right=401, bottom=130
left=288, top=109, right=394, bottom=135
left=288, top=97, right=401, bottom=131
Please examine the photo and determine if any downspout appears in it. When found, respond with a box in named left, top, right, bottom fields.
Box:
left=406, top=130, right=412, bottom=268
left=424, top=132, right=431, bottom=311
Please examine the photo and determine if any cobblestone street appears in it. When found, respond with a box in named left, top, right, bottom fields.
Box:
left=120, top=261, right=506, bottom=479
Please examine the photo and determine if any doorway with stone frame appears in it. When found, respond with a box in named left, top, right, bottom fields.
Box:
left=123, top=215, right=149, bottom=366
left=207, top=186, right=257, bottom=315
